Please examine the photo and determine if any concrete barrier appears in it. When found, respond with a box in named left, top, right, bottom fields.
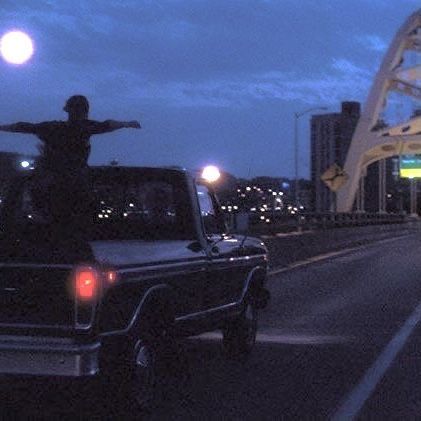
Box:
left=261, top=222, right=421, bottom=269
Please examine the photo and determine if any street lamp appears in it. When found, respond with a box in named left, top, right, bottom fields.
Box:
left=294, top=106, right=328, bottom=205
left=202, top=165, right=221, bottom=183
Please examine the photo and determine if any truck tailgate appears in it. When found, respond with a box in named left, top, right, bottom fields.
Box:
left=0, top=265, right=74, bottom=326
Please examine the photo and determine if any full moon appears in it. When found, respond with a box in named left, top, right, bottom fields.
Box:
left=0, top=31, right=34, bottom=64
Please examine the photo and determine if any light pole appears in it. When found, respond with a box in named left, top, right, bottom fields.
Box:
left=294, top=106, right=328, bottom=205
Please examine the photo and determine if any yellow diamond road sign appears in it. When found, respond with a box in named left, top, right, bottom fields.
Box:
left=321, top=164, right=349, bottom=192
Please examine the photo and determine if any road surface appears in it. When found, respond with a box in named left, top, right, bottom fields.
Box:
left=1, top=233, right=421, bottom=419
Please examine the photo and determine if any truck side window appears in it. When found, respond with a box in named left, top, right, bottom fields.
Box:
left=196, top=184, right=223, bottom=234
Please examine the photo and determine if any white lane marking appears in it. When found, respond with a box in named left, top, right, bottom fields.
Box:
left=268, top=234, right=412, bottom=277
left=268, top=248, right=361, bottom=276
left=332, top=301, right=421, bottom=420
left=194, top=331, right=349, bottom=345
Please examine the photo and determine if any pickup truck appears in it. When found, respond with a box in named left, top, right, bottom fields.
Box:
left=0, top=165, right=269, bottom=409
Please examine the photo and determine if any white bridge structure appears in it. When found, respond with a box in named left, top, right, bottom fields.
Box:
left=337, top=9, right=421, bottom=212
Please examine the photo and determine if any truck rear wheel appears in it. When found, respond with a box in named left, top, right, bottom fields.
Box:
left=123, top=319, right=173, bottom=411
left=126, top=335, right=190, bottom=411
left=119, top=314, right=187, bottom=411
left=222, top=301, right=258, bottom=358
left=128, top=339, right=159, bottom=411
left=102, top=300, right=189, bottom=411
left=100, top=338, right=160, bottom=413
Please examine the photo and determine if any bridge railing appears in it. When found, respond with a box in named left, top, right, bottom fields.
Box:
left=227, top=211, right=410, bottom=235
left=302, top=212, right=406, bottom=229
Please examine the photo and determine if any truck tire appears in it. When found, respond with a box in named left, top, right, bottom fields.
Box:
left=102, top=296, right=190, bottom=412
left=127, top=339, right=159, bottom=411
left=102, top=311, right=173, bottom=412
left=125, top=335, right=190, bottom=411
left=222, top=300, right=258, bottom=358
left=118, top=307, right=188, bottom=411
left=100, top=337, right=161, bottom=413
left=125, top=319, right=174, bottom=411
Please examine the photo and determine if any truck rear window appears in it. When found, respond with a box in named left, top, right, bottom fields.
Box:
left=4, top=170, right=195, bottom=241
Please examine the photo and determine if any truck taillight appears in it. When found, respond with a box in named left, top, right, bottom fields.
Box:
left=75, top=267, right=99, bottom=301
left=105, top=270, right=118, bottom=285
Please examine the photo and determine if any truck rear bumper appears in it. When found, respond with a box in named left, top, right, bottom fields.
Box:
left=0, top=335, right=100, bottom=377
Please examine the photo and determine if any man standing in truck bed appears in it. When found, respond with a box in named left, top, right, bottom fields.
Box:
left=0, top=95, right=141, bottom=223
left=0, top=95, right=141, bottom=174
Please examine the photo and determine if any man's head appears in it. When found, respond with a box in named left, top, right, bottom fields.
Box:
left=64, top=95, right=89, bottom=121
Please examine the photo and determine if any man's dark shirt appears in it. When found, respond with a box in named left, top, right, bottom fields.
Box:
left=20, top=120, right=116, bottom=173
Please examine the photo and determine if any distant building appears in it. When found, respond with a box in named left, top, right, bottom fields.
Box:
left=311, top=101, right=360, bottom=212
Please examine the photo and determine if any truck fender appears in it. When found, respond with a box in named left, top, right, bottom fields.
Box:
left=126, top=284, right=176, bottom=341
left=242, top=267, right=270, bottom=310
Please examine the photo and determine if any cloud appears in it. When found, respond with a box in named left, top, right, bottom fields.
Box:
left=356, top=34, right=388, bottom=53
left=331, top=58, right=371, bottom=76
left=0, top=1, right=389, bottom=112
left=137, top=58, right=373, bottom=108
left=0, top=0, right=376, bottom=84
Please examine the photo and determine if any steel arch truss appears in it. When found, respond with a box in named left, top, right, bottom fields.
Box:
left=337, top=9, right=421, bottom=212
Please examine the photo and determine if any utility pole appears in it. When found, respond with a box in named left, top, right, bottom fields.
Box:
left=294, top=106, right=327, bottom=205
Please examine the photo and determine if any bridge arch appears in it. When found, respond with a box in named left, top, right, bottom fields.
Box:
left=337, top=9, right=421, bottom=212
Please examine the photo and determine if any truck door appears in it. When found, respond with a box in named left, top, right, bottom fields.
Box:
left=196, top=184, right=249, bottom=309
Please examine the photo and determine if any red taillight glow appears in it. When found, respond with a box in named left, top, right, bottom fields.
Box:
left=75, top=268, right=98, bottom=301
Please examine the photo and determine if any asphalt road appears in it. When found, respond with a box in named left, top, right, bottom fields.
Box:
left=2, top=233, right=421, bottom=420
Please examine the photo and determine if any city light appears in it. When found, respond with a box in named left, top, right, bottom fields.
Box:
left=20, top=160, right=30, bottom=168
left=202, top=165, right=221, bottom=183
left=0, top=31, right=34, bottom=64
left=219, top=178, right=304, bottom=226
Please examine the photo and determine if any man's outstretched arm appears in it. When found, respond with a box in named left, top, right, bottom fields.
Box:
left=88, top=120, right=141, bottom=135
left=0, top=122, right=38, bottom=134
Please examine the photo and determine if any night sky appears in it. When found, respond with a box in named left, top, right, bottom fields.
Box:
left=0, top=0, right=418, bottom=178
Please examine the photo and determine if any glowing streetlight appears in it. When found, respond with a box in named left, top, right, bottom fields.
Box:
left=0, top=31, right=34, bottom=65
left=20, top=160, right=30, bottom=168
left=202, top=165, right=221, bottom=183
